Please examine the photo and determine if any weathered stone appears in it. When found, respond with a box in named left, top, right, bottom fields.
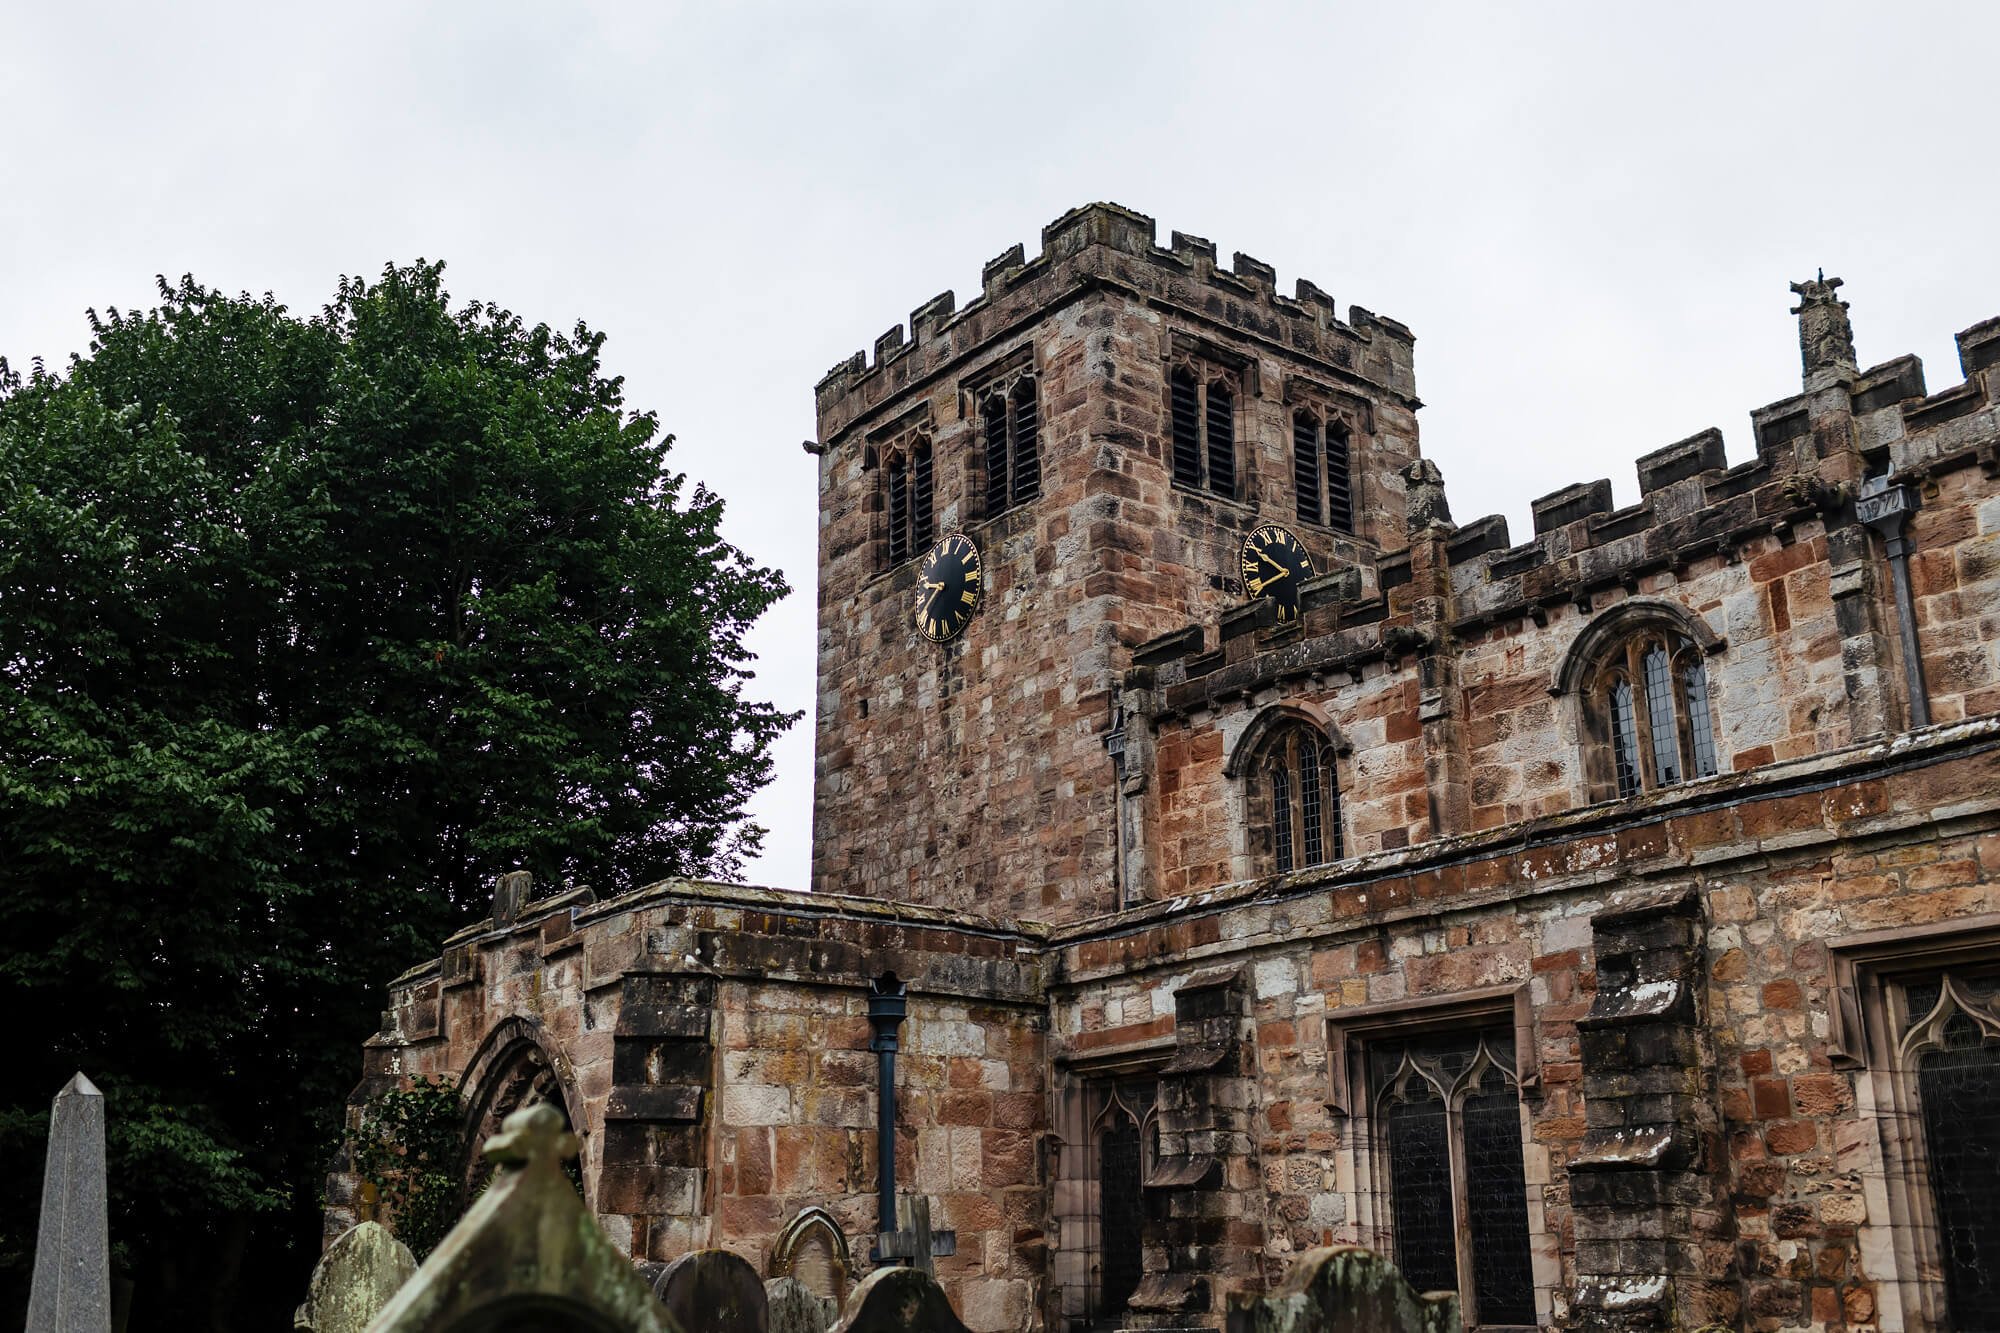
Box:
left=831, top=1265, right=972, bottom=1333
left=27, top=1073, right=110, bottom=1333
left=1226, top=1246, right=1460, bottom=1333
left=655, top=1248, right=767, bottom=1333
left=293, top=1222, right=415, bottom=1332
left=767, top=1276, right=835, bottom=1333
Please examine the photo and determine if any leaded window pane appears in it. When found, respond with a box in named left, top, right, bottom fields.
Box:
left=1641, top=643, right=1682, bottom=785
left=1170, top=370, right=1202, bottom=488
left=1462, top=1069, right=1537, bottom=1325
left=1010, top=383, right=1040, bottom=505
left=1919, top=1011, right=2000, bottom=1329
left=1294, top=413, right=1322, bottom=525
left=1683, top=657, right=1718, bottom=778
left=1099, top=1113, right=1144, bottom=1319
left=1271, top=762, right=1294, bottom=873
left=1608, top=679, right=1641, bottom=798
left=1205, top=382, right=1235, bottom=497
left=1300, top=740, right=1325, bottom=869
left=983, top=397, right=1010, bottom=516
left=1385, top=1082, right=1457, bottom=1297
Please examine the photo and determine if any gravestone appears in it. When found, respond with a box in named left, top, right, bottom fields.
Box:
left=654, top=1248, right=767, bottom=1333
left=770, top=1206, right=852, bottom=1307
left=1225, top=1246, right=1462, bottom=1333
left=27, top=1073, right=110, bottom=1333
left=765, top=1277, right=834, bottom=1333
left=362, top=1101, right=679, bottom=1332
left=294, top=1222, right=417, bottom=1332
left=830, top=1266, right=971, bottom=1333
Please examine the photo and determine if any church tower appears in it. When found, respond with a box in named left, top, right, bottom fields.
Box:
left=807, top=204, right=1422, bottom=923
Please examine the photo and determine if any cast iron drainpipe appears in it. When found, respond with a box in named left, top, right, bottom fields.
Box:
left=867, top=971, right=908, bottom=1262
left=1857, top=473, right=1930, bottom=728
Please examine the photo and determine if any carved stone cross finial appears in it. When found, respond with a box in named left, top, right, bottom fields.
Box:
left=1789, top=271, right=1857, bottom=380
left=481, top=1101, right=579, bottom=1170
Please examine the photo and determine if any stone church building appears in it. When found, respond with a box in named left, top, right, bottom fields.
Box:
left=328, top=204, right=2000, bottom=1332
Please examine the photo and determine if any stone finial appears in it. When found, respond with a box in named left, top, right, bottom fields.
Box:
left=1401, top=458, right=1454, bottom=534
left=491, top=869, right=533, bottom=926
left=481, top=1100, right=578, bottom=1168
left=1789, top=270, right=1857, bottom=380
left=28, top=1073, right=110, bottom=1333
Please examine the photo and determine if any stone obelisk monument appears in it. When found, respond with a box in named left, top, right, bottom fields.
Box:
left=28, top=1073, right=112, bottom=1333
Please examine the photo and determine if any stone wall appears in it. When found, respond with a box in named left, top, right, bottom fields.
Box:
left=809, top=204, right=1419, bottom=923
left=330, top=881, right=1047, bottom=1331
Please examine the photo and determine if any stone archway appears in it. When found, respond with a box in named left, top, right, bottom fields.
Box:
left=459, top=1017, right=582, bottom=1203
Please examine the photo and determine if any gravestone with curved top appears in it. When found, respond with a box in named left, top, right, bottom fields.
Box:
left=653, top=1249, right=767, bottom=1333
left=1225, top=1246, right=1462, bottom=1333
left=829, top=1266, right=971, bottom=1333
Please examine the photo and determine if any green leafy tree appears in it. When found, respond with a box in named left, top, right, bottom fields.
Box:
left=0, top=265, right=795, bottom=1329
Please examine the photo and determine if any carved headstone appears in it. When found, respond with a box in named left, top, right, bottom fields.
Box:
left=830, top=1265, right=972, bottom=1333
left=293, top=1222, right=416, bottom=1332
left=771, top=1206, right=853, bottom=1306
left=766, top=1276, right=834, bottom=1333
left=654, top=1248, right=768, bottom=1333
left=1226, top=1245, right=1462, bottom=1333
left=362, top=1102, right=679, bottom=1332
left=27, top=1073, right=111, bottom=1333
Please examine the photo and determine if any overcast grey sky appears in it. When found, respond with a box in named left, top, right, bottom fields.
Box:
left=6, top=1, right=1998, bottom=890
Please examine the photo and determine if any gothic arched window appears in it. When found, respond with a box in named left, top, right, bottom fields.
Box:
left=882, top=441, right=934, bottom=567
left=1168, top=364, right=1237, bottom=499
left=1370, top=1031, right=1536, bottom=1327
left=1563, top=606, right=1723, bottom=802
left=1261, top=722, right=1343, bottom=874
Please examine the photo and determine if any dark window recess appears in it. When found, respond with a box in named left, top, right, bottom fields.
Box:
left=911, top=444, right=934, bottom=550
left=1326, top=423, right=1353, bottom=533
left=1461, top=1068, right=1538, bottom=1326
left=1171, top=369, right=1203, bottom=488
left=887, top=459, right=910, bottom=565
left=1919, top=1011, right=2000, bottom=1329
left=1609, top=678, right=1641, bottom=799
left=1099, top=1112, right=1144, bottom=1320
left=1386, top=1084, right=1456, bottom=1296
left=1011, top=382, right=1040, bottom=505
left=1205, top=381, right=1235, bottom=498
left=1294, top=413, right=1322, bottom=525
left=984, top=396, right=1010, bottom=516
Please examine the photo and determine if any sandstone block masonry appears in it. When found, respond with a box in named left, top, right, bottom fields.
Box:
left=335, top=206, right=2000, bottom=1332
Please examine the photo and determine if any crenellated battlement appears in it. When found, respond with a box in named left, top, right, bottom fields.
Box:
left=812, top=202, right=1417, bottom=443
left=1127, top=300, right=2000, bottom=705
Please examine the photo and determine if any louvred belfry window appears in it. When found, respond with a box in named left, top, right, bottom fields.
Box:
left=1168, top=363, right=1237, bottom=498
left=881, top=441, right=934, bottom=569
left=1291, top=409, right=1355, bottom=534
left=1581, top=625, right=1720, bottom=801
left=979, top=377, right=1041, bottom=518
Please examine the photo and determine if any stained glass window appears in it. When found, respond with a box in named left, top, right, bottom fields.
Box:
left=1099, top=1111, right=1144, bottom=1319
left=1907, top=981, right=2000, bottom=1329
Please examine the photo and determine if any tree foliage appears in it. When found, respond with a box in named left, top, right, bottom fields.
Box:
left=341, top=1075, right=467, bottom=1260
left=0, top=264, right=795, bottom=1328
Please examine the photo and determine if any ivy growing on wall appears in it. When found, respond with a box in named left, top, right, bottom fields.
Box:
left=343, top=1075, right=467, bottom=1258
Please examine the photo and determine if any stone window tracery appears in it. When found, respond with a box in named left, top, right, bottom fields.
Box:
left=1831, top=920, right=2000, bottom=1332
left=1566, top=608, right=1722, bottom=802
left=1366, top=1029, right=1536, bottom=1327
left=979, top=376, right=1040, bottom=518
left=1169, top=363, right=1237, bottom=499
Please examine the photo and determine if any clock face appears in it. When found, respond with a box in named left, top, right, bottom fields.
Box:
left=1239, top=523, right=1314, bottom=622
left=915, top=532, right=982, bottom=643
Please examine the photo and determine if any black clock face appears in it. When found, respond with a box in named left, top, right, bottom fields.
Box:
left=915, top=532, right=982, bottom=643
left=1239, top=523, right=1313, bottom=622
